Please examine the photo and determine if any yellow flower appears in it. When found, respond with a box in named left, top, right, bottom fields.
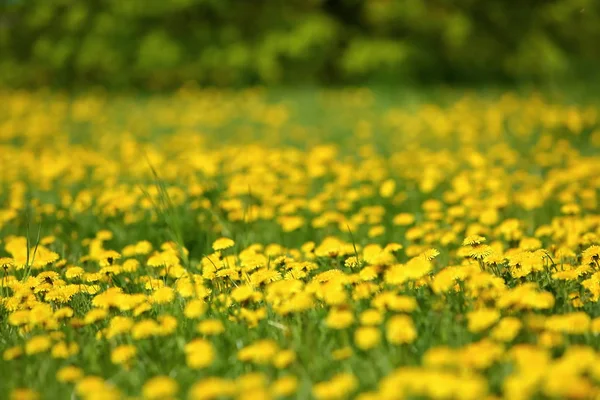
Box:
left=132, top=319, right=161, bottom=339
left=270, top=375, right=298, bottom=397
left=147, top=251, right=180, bottom=268
left=96, top=230, right=113, bottom=241
left=188, top=377, right=235, bottom=400
left=379, top=179, right=396, bottom=198
left=386, top=315, right=417, bottom=344
left=84, top=308, right=109, bottom=325
left=384, top=243, right=403, bottom=253
left=98, top=250, right=121, bottom=266
left=331, top=347, right=353, bottom=360
left=354, top=326, right=381, bottom=350
left=142, top=376, right=178, bottom=399
left=236, top=372, right=267, bottom=392
left=65, top=266, right=84, bottom=279
left=273, top=349, right=296, bottom=368
left=10, top=389, right=39, bottom=400
left=75, top=376, right=117, bottom=398
left=158, top=315, right=178, bottom=335
left=238, top=339, right=279, bottom=364
left=54, top=307, right=74, bottom=319
left=51, top=341, right=79, bottom=358
left=150, top=287, right=175, bottom=304
left=393, top=213, right=415, bottom=226
left=3, top=346, right=23, bottom=361
left=467, top=308, right=501, bottom=333
left=56, top=366, right=84, bottom=383
left=462, top=235, right=487, bottom=246
left=134, top=302, right=153, bottom=317
left=313, top=373, right=357, bottom=400
left=538, top=331, right=564, bottom=348
left=197, top=319, right=225, bottom=336
left=185, top=338, right=215, bottom=369
left=212, top=237, right=235, bottom=251
left=110, top=344, right=137, bottom=365
left=344, top=256, right=361, bottom=268
left=491, top=317, right=522, bottom=342
left=278, top=215, right=305, bottom=232
left=368, top=225, right=385, bottom=238
left=231, top=285, right=258, bottom=303
left=325, top=308, right=354, bottom=329
left=359, top=309, right=383, bottom=326
left=25, top=335, right=52, bottom=355
left=545, top=312, right=590, bottom=334
left=106, top=316, right=135, bottom=339
left=0, top=257, right=14, bottom=269
left=582, top=245, right=600, bottom=266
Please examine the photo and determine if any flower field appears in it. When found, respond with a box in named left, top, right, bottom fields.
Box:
left=1, top=88, right=600, bottom=400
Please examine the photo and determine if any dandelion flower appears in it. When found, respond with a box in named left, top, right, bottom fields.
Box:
left=386, top=315, right=417, bottom=344
left=354, top=326, right=381, bottom=350
left=212, top=237, right=235, bottom=251
left=197, top=319, right=225, bottom=336
left=142, top=376, right=178, bottom=400
left=56, top=366, right=84, bottom=383
left=110, top=344, right=137, bottom=365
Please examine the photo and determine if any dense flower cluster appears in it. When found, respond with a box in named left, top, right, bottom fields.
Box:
left=1, top=89, right=600, bottom=399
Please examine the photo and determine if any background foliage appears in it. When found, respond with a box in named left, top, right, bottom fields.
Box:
left=1, top=0, right=600, bottom=88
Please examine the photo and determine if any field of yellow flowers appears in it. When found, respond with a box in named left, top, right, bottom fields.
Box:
left=1, top=88, right=600, bottom=400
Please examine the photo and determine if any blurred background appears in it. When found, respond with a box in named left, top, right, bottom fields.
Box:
left=1, top=0, right=599, bottom=89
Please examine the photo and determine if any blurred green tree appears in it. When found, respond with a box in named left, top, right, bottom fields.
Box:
left=0, top=0, right=598, bottom=88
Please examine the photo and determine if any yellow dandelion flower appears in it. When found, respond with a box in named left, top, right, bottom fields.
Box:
left=25, top=335, right=52, bottom=355
left=10, top=388, right=39, bottom=400
left=582, top=245, right=600, bottom=266
left=491, top=317, right=522, bottom=342
left=110, top=344, right=137, bottom=365
left=344, top=256, right=361, bottom=268
left=188, top=377, right=235, bottom=400
left=106, top=316, right=135, bottom=339
left=462, top=235, right=487, bottom=246
left=359, top=309, right=383, bottom=326
left=212, top=237, right=235, bottom=251
left=467, top=308, right=500, bottom=333
left=142, top=376, right=178, bottom=400
left=386, top=315, right=417, bottom=344
left=313, top=373, right=357, bottom=400
left=331, top=347, right=353, bottom=360
left=150, top=287, right=175, bottom=305
left=51, top=341, right=79, bottom=359
left=354, top=326, right=381, bottom=350
left=379, top=179, right=396, bottom=198
left=75, top=376, right=111, bottom=396
left=238, top=339, right=279, bottom=364
left=132, top=319, right=161, bottom=340
left=185, top=338, right=215, bottom=369
left=231, top=285, right=257, bottom=303
left=270, top=375, right=298, bottom=397
left=3, top=346, right=23, bottom=361
left=84, top=308, right=108, bottom=325
left=273, top=349, right=296, bottom=369
left=56, top=366, right=84, bottom=383
left=325, top=308, right=354, bottom=329
left=393, top=213, right=415, bottom=226
left=184, top=299, right=207, bottom=319
left=158, top=315, right=178, bottom=335
left=368, top=225, right=385, bottom=238
left=545, top=312, right=590, bottom=334
left=197, top=319, right=225, bottom=336
left=384, top=243, right=403, bottom=253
